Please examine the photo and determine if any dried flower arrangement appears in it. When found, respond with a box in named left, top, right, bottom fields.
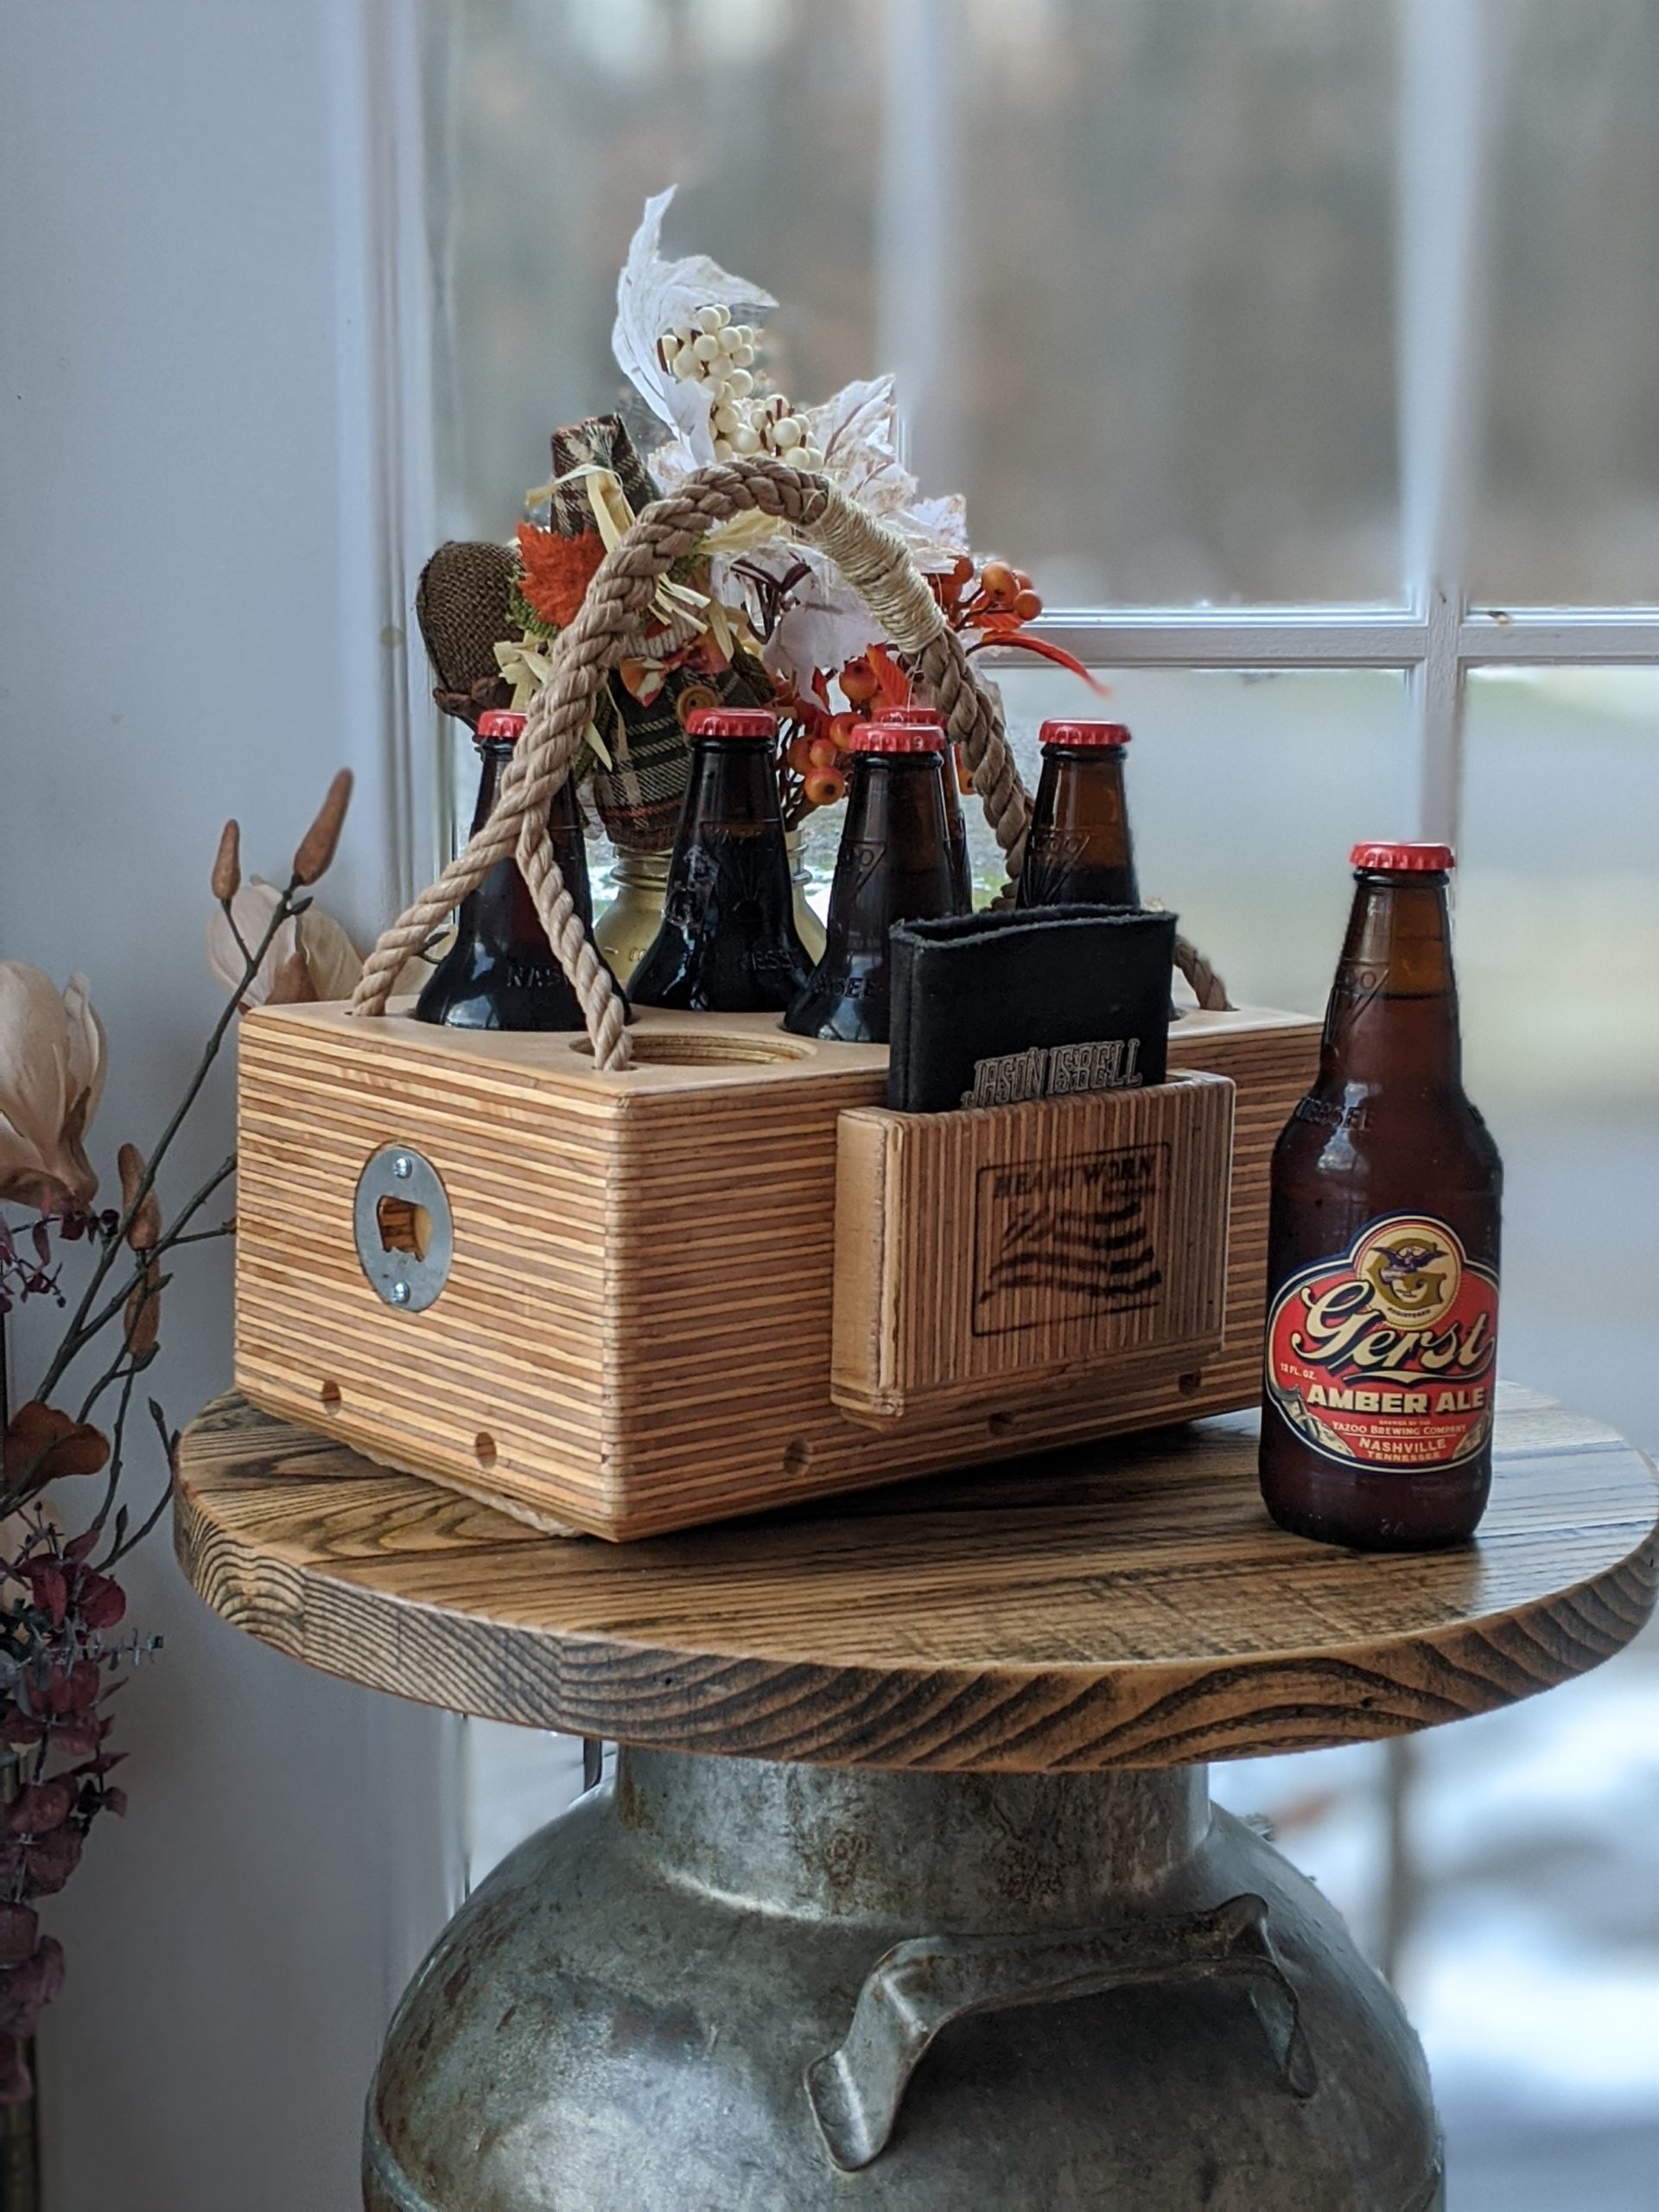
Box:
left=416, top=188, right=1096, bottom=858
left=0, top=772, right=358, bottom=2105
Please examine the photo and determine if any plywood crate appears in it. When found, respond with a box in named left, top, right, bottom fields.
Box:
left=234, top=999, right=1319, bottom=1540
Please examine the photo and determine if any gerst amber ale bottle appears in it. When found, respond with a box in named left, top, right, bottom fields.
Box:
left=1259, top=842, right=1502, bottom=1550
left=630, top=706, right=814, bottom=1013
left=784, top=721, right=963, bottom=1043
left=414, top=709, right=599, bottom=1031
left=1016, top=720, right=1141, bottom=910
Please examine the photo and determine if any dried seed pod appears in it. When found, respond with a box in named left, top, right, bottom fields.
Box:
left=210, top=820, right=242, bottom=902
left=116, top=1143, right=162, bottom=1251
left=291, top=769, right=353, bottom=886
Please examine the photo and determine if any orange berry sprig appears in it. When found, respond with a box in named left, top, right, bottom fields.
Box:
left=928, top=555, right=1106, bottom=691
left=772, top=683, right=846, bottom=828
left=772, top=648, right=914, bottom=827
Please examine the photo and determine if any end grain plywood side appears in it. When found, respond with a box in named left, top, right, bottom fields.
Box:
left=235, top=1009, right=619, bottom=1529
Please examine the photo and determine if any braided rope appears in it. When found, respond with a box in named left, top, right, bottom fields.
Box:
left=1173, top=935, right=1231, bottom=1013
left=352, top=456, right=1230, bottom=1052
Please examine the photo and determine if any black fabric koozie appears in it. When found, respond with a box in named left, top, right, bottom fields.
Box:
left=886, top=905, right=1177, bottom=1113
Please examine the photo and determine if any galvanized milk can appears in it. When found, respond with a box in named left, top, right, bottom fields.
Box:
left=365, top=1751, right=1442, bottom=2210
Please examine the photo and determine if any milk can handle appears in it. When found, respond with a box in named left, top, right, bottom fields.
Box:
left=804, top=1891, right=1314, bottom=2174
left=350, top=457, right=1230, bottom=1067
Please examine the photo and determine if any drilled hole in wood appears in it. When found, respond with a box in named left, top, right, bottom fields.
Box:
left=1177, top=1371, right=1205, bottom=1395
left=377, top=1196, right=432, bottom=1260
left=320, top=1379, right=342, bottom=1412
left=783, top=1435, right=813, bottom=1476
left=569, top=1032, right=817, bottom=1067
left=474, top=1431, right=498, bottom=1471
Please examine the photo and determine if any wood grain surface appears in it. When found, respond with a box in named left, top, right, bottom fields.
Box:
left=174, top=1386, right=1658, bottom=1773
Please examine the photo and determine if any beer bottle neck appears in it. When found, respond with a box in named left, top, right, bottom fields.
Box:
left=1021, top=748, right=1138, bottom=908
left=460, top=742, right=525, bottom=950
left=468, top=740, right=508, bottom=835
left=1318, top=873, right=1463, bottom=1094
left=460, top=740, right=587, bottom=946
left=1053, top=749, right=1130, bottom=841
left=823, top=753, right=954, bottom=957
left=674, top=738, right=784, bottom=842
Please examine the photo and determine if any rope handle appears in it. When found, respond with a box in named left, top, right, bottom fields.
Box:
left=352, top=459, right=1229, bottom=1065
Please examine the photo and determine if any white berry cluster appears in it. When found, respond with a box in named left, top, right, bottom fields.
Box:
left=658, top=304, right=824, bottom=469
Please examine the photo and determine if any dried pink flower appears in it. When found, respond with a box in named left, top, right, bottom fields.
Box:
left=204, top=880, right=364, bottom=1008
left=0, top=965, right=107, bottom=1213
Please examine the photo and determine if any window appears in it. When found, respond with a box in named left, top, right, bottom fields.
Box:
left=407, top=7, right=1659, bottom=2201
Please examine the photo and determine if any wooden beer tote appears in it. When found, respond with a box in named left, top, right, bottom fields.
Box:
left=234, top=460, right=1319, bottom=1538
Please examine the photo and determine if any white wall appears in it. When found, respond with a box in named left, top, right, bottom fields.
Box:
left=0, top=3, right=457, bottom=2204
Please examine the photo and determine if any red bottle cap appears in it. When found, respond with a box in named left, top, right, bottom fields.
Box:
left=1350, top=842, right=1456, bottom=873
left=476, top=709, right=527, bottom=741
left=684, top=707, right=777, bottom=741
left=849, top=721, right=946, bottom=754
left=1039, top=720, right=1131, bottom=749
left=886, top=705, right=946, bottom=727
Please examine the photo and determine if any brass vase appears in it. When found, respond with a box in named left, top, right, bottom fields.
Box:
left=594, top=836, right=826, bottom=986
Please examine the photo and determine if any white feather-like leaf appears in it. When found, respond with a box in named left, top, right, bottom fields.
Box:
left=807, top=377, right=908, bottom=508
left=613, top=188, right=776, bottom=463
left=724, top=549, right=882, bottom=696
left=806, top=377, right=969, bottom=563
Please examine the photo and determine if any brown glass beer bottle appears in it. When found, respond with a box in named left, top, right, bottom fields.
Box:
left=414, top=709, right=599, bottom=1031
left=630, top=707, right=814, bottom=1013
left=784, top=721, right=964, bottom=1044
left=1259, top=842, right=1502, bottom=1550
left=887, top=704, right=973, bottom=909
left=1016, top=720, right=1141, bottom=909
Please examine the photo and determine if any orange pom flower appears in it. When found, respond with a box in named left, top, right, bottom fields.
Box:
left=515, top=523, right=605, bottom=630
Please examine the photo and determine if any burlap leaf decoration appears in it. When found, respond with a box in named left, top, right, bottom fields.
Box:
left=415, top=540, right=518, bottom=729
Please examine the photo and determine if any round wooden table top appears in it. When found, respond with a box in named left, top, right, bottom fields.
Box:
left=175, top=1387, right=1658, bottom=1773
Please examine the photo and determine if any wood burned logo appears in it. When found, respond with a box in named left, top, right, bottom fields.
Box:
left=972, top=1142, right=1165, bottom=1336
left=1266, top=1213, right=1499, bottom=1471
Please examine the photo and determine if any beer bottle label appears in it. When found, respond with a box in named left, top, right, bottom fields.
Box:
left=1265, top=1214, right=1498, bottom=1471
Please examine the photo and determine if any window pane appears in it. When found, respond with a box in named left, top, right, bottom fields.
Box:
left=1459, top=667, right=1659, bottom=1453
left=1473, top=2, right=1659, bottom=605
left=912, top=664, right=1413, bottom=1008
left=424, top=0, right=1402, bottom=605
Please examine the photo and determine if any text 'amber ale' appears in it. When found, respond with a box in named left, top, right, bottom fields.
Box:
left=630, top=707, right=814, bottom=1014
left=414, top=709, right=598, bottom=1031
left=784, top=721, right=963, bottom=1044
left=1016, top=720, right=1141, bottom=910
left=1259, top=842, right=1502, bottom=1550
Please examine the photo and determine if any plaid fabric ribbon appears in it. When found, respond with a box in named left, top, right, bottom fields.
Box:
left=547, top=416, right=766, bottom=852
